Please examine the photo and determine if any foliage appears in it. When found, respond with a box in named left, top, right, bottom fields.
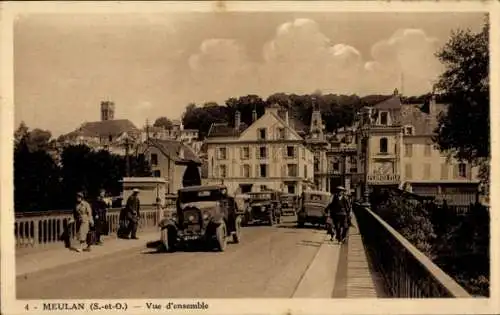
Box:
left=433, top=19, right=489, bottom=161
left=430, top=203, right=490, bottom=297
left=373, top=190, right=436, bottom=258
left=372, top=187, right=490, bottom=297
left=14, top=137, right=63, bottom=212
left=13, top=122, right=152, bottom=211
left=153, top=117, right=173, bottom=130
left=180, top=93, right=411, bottom=139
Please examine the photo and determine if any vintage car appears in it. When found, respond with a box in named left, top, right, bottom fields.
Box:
left=280, top=193, right=298, bottom=215
left=243, top=191, right=282, bottom=226
left=157, top=185, right=242, bottom=252
left=297, top=190, right=332, bottom=227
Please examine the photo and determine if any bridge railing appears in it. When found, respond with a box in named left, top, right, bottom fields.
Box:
left=14, top=206, right=175, bottom=250
left=353, top=203, right=471, bottom=298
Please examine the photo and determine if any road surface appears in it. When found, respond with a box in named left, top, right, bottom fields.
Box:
left=17, top=217, right=342, bottom=299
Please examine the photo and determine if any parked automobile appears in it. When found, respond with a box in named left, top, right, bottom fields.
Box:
left=280, top=193, right=298, bottom=215
left=297, top=190, right=332, bottom=228
left=243, top=191, right=282, bottom=226
left=157, top=185, right=242, bottom=252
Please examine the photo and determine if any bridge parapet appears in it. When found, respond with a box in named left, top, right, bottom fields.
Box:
left=353, top=203, right=471, bottom=298
left=14, top=206, right=175, bottom=250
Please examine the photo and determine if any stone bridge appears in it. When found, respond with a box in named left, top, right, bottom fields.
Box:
left=13, top=203, right=471, bottom=299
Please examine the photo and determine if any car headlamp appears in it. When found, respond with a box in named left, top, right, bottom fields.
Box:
left=261, top=206, right=266, bottom=211
left=203, top=212, right=209, bottom=220
left=188, top=215, right=195, bottom=222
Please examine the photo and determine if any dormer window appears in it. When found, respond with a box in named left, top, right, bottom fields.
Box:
left=404, top=126, right=414, bottom=135
left=380, top=112, right=388, bottom=125
left=258, top=128, right=267, bottom=140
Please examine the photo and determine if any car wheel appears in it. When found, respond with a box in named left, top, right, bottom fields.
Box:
left=232, top=218, right=242, bottom=244
left=297, top=220, right=305, bottom=228
left=160, top=227, right=175, bottom=252
left=216, top=222, right=227, bottom=251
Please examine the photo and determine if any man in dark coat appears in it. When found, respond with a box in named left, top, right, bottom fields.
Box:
left=92, top=189, right=109, bottom=245
left=125, top=188, right=141, bottom=239
left=328, top=186, right=350, bottom=244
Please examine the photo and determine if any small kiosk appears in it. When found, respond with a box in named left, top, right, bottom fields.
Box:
left=121, top=177, right=168, bottom=207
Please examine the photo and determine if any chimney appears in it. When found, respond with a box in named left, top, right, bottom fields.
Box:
left=235, top=111, right=241, bottom=130
left=284, top=110, right=289, bottom=126
left=252, top=109, right=257, bottom=123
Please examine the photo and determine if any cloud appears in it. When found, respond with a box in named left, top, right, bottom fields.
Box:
left=187, top=18, right=443, bottom=102
left=364, top=28, right=443, bottom=94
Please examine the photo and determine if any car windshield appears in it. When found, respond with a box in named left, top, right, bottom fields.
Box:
left=304, top=194, right=328, bottom=203
left=249, top=193, right=271, bottom=201
left=179, top=189, right=222, bottom=203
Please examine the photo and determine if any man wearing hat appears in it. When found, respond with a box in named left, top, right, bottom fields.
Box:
left=92, top=189, right=109, bottom=245
left=124, top=188, right=141, bottom=239
left=328, top=186, right=350, bottom=244
left=70, top=192, right=94, bottom=252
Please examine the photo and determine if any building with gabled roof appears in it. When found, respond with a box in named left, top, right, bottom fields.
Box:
left=139, top=138, right=202, bottom=194
left=204, top=104, right=314, bottom=195
left=59, top=101, right=140, bottom=155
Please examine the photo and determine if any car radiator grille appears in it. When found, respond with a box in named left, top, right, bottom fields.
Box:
left=183, top=209, right=202, bottom=232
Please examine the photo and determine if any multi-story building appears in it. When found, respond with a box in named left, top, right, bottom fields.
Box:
left=362, top=89, right=480, bottom=205
left=204, top=104, right=315, bottom=195
left=305, top=89, right=481, bottom=205
left=305, top=105, right=361, bottom=195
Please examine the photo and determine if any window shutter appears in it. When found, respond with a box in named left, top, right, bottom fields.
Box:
left=453, top=164, right=459, bottom=178
left=240, top=147, right=243, bottom=160
left=256, top=148, right=259, bottom=159
left=282, top=164, right=286, bottom=177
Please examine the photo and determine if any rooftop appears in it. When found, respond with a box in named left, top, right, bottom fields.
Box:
left=143, top=138, right=201, bottom=164
left=65, top=119, right=138, bottom=138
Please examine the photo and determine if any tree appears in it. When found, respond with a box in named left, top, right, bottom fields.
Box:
left=14, top=137, right=62, bottom=212
left=14, top=121, right=29, bottom=145
left=433, top=19, right=489, bottom=161
left=374, top=190, right=436, bottom=258
left=153, top=117, right=173, bottom=130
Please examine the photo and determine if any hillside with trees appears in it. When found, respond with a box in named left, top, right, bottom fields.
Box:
left=181, top=93, right=440, bottom=139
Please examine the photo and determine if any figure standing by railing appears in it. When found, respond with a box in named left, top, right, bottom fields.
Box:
left=328, top=186, right=350, bottom=244
left=69, top=192, right=94, bottom=252
left=124, top=188, right=141, bottom=240
left=92, top=189, right=109, bottom=245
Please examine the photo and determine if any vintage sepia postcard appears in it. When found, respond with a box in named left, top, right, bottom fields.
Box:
left=1, top=1, right=498, bottom=315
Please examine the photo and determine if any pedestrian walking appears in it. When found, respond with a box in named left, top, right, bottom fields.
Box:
left=328, top=186, right=350, bottom=244
left=92, top=189, right=109, bottom=245
left=124, top=188, right=141, bottom=240
left=69, top=192, right=94, bottom=252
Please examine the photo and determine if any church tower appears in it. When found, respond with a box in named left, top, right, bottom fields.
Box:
left=101, top=101, right=115, bottom=121
left=309, top=100, right=324, bottom=140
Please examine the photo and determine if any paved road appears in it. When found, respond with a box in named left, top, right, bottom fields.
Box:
left=17, top=217, right=335, bottom=299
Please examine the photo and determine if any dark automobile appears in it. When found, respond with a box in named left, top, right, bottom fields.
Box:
left=297, top=190, right=332, bottom=228
left=157, top=185, right=242, bottom=252
left=280, top=193, right=298, bottom=216
left=243, top=191, right=282, bottom=226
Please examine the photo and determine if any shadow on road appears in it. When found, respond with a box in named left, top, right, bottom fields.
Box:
left=296, top=240, right=322, bottom=248
left=145, top=240, right=237, bottom=254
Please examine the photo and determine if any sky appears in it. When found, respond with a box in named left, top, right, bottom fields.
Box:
left=14, top=12, right=485, bottom=137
